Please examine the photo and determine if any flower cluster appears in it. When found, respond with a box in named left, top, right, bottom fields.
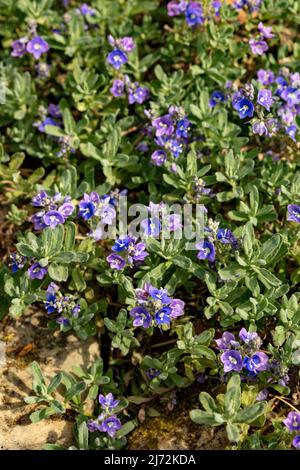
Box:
left=11, top=35, right=49, bottom=60
left=145, top=107, right=192, bottom=166
left=9, top=253, right=27, bottom=273
left=217, top=328, right=269, bottom=377
left=167, top=1, right=205, bottom=27
left=31, top=191, right=74, bottom=230
left=78, top=190, right=121, bottom=241
left=249, top=22, right=274, bottom=56
left=283, top=411, right=300, bottom=450
left=107, top=236, right=148, bottom=270
left=34, top=104, right=62, bottom=134
left=232, top=0, right=263, bottom=13
left=44, top=282, right=81, bottom=326
left=87, top=393, right=122, bottom=438
left=106, top=35, right=135, bottom=70
left=129, top=284, right=185, bottom=329
left=110, top=75, right=149, bottom=105
left=196, top=220, right=238, bottom=263
left=231, top=66, right=300, bottom=141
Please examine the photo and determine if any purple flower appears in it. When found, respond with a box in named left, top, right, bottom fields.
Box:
left=106, top=254, right=126, bottom=270
left=11, top=37, right=28, bottom=57
left=252, top=120, right=268, bottom=136
left=281, top=87, right=300, bottom=107
left=257, top=89, right=274, bottom=111
left=233, top=98, right=254, bottom=119
left=196, top=240, right=216, bottom=262
left=164, top=213, right=182, bottom=232
left=283, top=412, right=300, bottom=432
left=98, top=205, right=116, bottom=225
left=128, top=84, right=150, bottom=104
left=258, top=22, right=274, bottom=39
left=99, top=416, right=122, bottom=438
left=286, top=125, right=297, bottom=142
left=9, top=253, right=27, bottom=273
left=31, top=211, right=47, bottom=230
left=256, top=389, right=268, bottom=401
left=58, top=202, right=74, bottom=218
left=212, top=0, right=222, bottom=16
left=128, top=242, right=149, bottom=263
left=149, top=286, right=171, bottom=304
left=151, top=150, right=167, bottom=166
left=215, top=332, right=237, bottom=350
left=217, top=228, right=236, bottom=245
left=239, top=328, right=261, bottom=346
left=176, top=118, right=191, bottom=138
left=78, top=3, right=95, bottom=16
left=243, top=352, right=268, bottom=374
left=98, top=393, right=120, bottom=411
left=287, top=204, right=300, bottom=223
left=293, top=435, right=300, bottom=449
left=249, top=39, right=268, bottom=55
left=43, top=210, right=65, bottom=228
left=257, top=69, right=275, bottom=85
left=152, top=115, right=174, bottom=137
left=28, top=262, right=48, bottom=280
left=169, top=299, right=185, bottom=318
left=155, top=306, right=172, bottom=326
left=141, top=217, right=161, bottom=237
left=220, top=350, right=243, bottom=373
left=119, top=37, right=135, bottom=52
left=48, top=104, right=61, bottom=118
left=26, top=36, right=49, bottom=59
left=78, top=200, right=95, bottom=220
left=87, top=420, right=102, bottom=432
left=106, top=50, right=128, bottom=69
left=209, top=91, right=225, bottom=108
left=130, top=306, right=152, bottom=328
left=110, top=79, right=125, bottom=97
left=185, top=2, right=205, bottom=27
left=167, top=0, right=187, bottom=16
left=146, top=368, right=161, bottom=379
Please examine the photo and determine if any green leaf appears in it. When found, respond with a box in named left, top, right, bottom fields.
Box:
left=48, top=264, right=69, bottom=282
left=190, top=410, right=225, bottom=426
left=77, top=421, right=89, bottom=450
left=226, top=422, right=241, bottom=442
left=64, top=381, right=86, bottom=402
left=199, top=392, right=217, bottom=412
left=234, top=402, right=266, bottom=424
left=225, top=374, right=241, bottom=418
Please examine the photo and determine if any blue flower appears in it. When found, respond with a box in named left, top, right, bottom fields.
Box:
left=155, top=306, right=172, bottom=325
left=185, top=2, right=205, bottom=27
left=112, top=238, right=131, bottom=252
left=78, top=201, right=95, bottom=220
left=176, top=118, right=191, bottom=138
left=209, top=90, right=225, bottom=108
left=106, top=49, right=128, bottom=69
left=243, top=352, right=268, bottom=374
left=233, top=98, right=254, bottom=119
left=130, top=306, right=152, bottom=328
left=196, top=240, right=216, bottom=262
left=44, top=293, right=57, bottom=314
left=149, top=286, right=171, bottom=304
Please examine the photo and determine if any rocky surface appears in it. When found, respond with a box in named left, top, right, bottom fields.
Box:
left=0, top=310, right=100, bottom=450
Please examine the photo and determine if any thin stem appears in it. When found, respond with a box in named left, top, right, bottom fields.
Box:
left=275, top=396, right=300, bottom=413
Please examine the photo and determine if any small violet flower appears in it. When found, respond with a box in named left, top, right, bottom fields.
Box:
left=221, top=350, right=243, bottom=373
left=26, top=36, right=49, bottom=59
left=249, top=39, right=268, bottom=56
left=283, top=411, right=300, bottom=432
